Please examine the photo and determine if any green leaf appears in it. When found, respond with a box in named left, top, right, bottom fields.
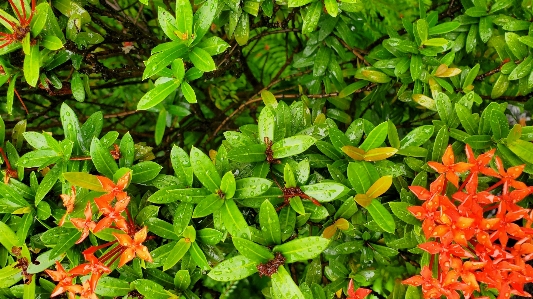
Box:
left=366, top=199, right=395, bottom=233
left=23, top=44, right=40, bottom=87
left=176, top=0, right=193, bottom=36
left=324, top=0, right=338, bottom=17
left=271, top=266, right=305, bottom=299
left=347, top=161, right=379, bottom=194
left=234, top=13, right=249, bottom=45
left=273, top=237, right=330, bottom=263
left=192, top=0, right=218, bottom=44
left=300, top=182, right=348, bottom=202
left=193, top=194, right=224, bottom=218
left=260, top=200, right=282, bottom=245
left=272, top=136, right=316, bottom=158
left=197, top=36, right=230, bottom=56
left=146, top=218, right=180, bottom=240
left=389, top=202, right=420, bottom=225
left=30, top=2, right=49, bottom=36
left=131, top=161, right=162, bottom=183
left=233, top=237, right=274, bottom=263
left=428, top=21, right=460, bottom=35
left=220, top=171, right=236, bottom=199
left=164, top=239, right=191, bottom=270
left=17, top=150, right=59, bottom=168
left=0, top=264, right=22, bottom=288
left=431, top=127, right=449, bottom=161
left=171, top=145, right=194, bottom=187
left=0, top=221, right=21, bottom=251
left=71, top=71, right=85, bottom=102
left=508, top=139, right=533, bottom=164
left=131, top=279, right=173, bottom=299
left=227, top=144, right=267, bottom=162
left=6, top=74, right=17, bottom=115
left=35, top=163, right=61, bottom=205
left=95, top=277, right=132, bottom=297
left=155, top=108, right=166, bottom=145
left=90, top=137, right=118, bottom=178
left=465, top=135, right=492, bottom=149
left=506, top=32, right=527, bottom=60
left=149, top=187, right=210, bottom=204
left=190, top=146, right=221, bottom=193
left=221, top=199, right=250, bottom=238
left=42, top=35, right=63, bottom=50
left=174, top=270, right=191, bottom=290
left=143, top=43, right=188, bottom=80
left=50, top=229, right=81, bottom=259
left=338, top=81, right=369, bottom=98
left=302, top=2, right=322, bottom=34
left=189, top=47, right=216, bottom=72
left=465, top=6, right=488, bottom=17
left=360, top=122, right=388, bottom=151
left=491, top=74, right=509, bottom=99
left=189, top=241, right=210, bottom=270
left=158, top=7, right=179, bottom=40
left=258, top=107, right=276, bottom=143
left=490, top=109, right=510, bottom=140
left=288, top=0, right=313, bottom=7
left=181, top=81, right=197, bottom=103
left=208, top=255, right=258, bottom=281
left=63, top=172, right=105, bottom=191
left=455, top=104, right=477, bottom=135
left=198, top=228, right=224, bottom=245
left=137, top=79, right=181, bottom=110
left=234, top=178, right=273, bottom=198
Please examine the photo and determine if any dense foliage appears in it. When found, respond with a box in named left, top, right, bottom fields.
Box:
left=3, top=0, right=533, bottom=298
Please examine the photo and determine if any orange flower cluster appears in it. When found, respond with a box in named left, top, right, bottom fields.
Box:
left=46, top=172, right=152, bottom=299
left=403, top=145, right=533, bottom=299
left=347, top=279, right=372, bottom=299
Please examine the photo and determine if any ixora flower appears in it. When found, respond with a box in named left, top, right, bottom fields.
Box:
left=403, top=145, right=533, bottom=299
left=47, top=171, right=153, bottom=299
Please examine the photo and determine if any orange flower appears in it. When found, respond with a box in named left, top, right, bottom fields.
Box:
left=113, top=227, right=153, bottom=267
left=66, top=280, right=98, bottom=299
left=69, top=253, right=111, bottom=292
left=45, top=261, right=73, bottom=298
left=427, top=145, right=472, bottom=188
left=59, top=186, right=76, bottom=226
left=93, top=195, right=130, bottom=233
left=95, top=172, right=130, bottom=203
left=465, top=145, right=499, bottom=178
left=70, top=202, right=96, bottom=244
left=347, top=279, right=371, bottom=299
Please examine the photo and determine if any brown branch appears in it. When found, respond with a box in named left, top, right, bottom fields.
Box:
left=337, top=37, right=370, bottom=66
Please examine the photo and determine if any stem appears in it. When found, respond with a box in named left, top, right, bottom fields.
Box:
left=7, top=0, right=23, bottom=24
left=99, top=245, right=124, bottom=264
left=458, top=173, right=473, bottom=193
left=0, top=147, right=13, bottom=170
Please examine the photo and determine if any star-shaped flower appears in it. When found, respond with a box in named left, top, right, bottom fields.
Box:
left=427, top=145, right=472, bottom=188
left=113, top=227, right=153, bottom=267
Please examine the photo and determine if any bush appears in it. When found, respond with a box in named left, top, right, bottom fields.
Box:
left=2, top=0, right=533, bottom=298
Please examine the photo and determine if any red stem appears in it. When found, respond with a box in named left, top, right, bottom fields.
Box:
left=19, top=0, right=27, bottom=25
left=99, top=245, right=124, bottom=264
left=458, top=173, right=473, bottom=193
left=0, top=14, right=16, bottom=28
left=0, top=148, right=13, bottom=170
left=106, top=249, right=123, bottom=267
left=7, top=0, right=23, bottom=24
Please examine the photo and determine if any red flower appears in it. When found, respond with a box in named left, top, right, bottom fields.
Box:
left=403, top=266, right=445, bottom=298
left=70, top=202, right=96, bottom=244
left=113, top=227, right=153, bottom=267
left=347, top=279, right=371, bottom=299
left=465, top=145, right=499, bottom=178
left=427, top=145, right=472, bottom=188
left=66, top=280, right=98, bottom=299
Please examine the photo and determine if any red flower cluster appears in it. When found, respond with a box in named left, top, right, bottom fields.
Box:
left=403, top=145, right=533, bottom=299
left=0, top=0, right=36, bottom=49
left=46, top=172, right=152, bottom=299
